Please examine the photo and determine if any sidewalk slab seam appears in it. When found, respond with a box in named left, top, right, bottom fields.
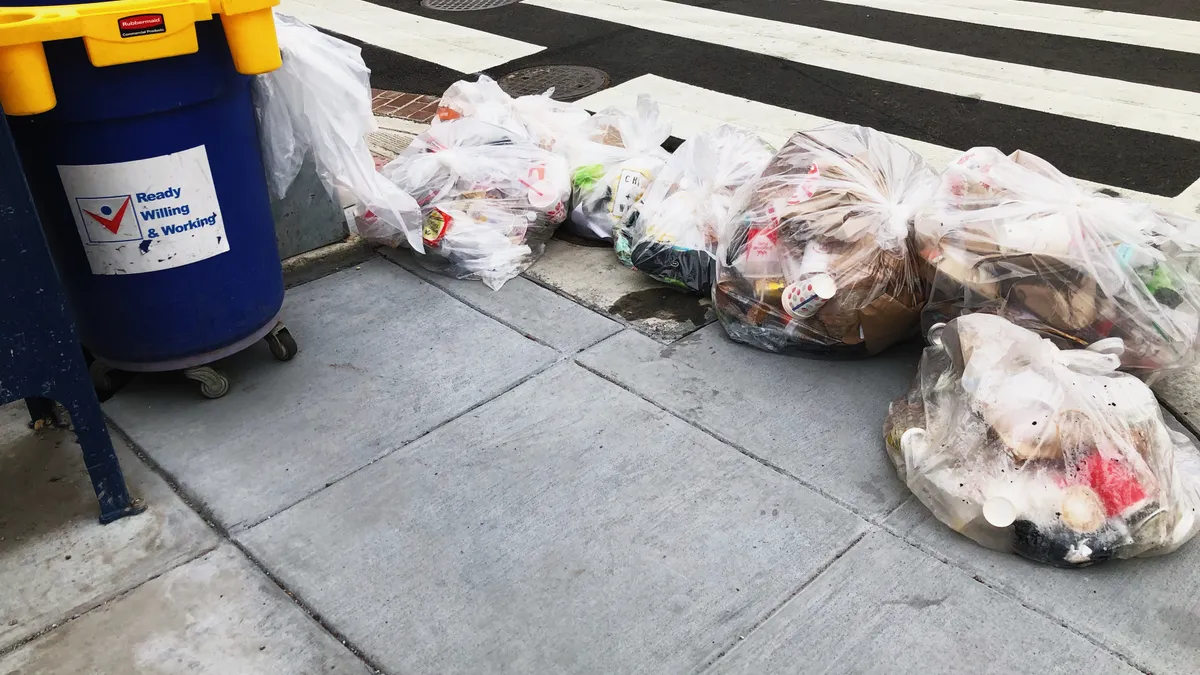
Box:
left=698, top=528, right=872, bottom=673
left=574, top=326, right=919, bottom=519
left=0, top=404, right=221, bottom=653
left=700, top=528, right=1141, bottom=675
left=878, top=518, right=1147, bottom=672
left=0, top=543, right=376, bottom=675
left=880, top=501, right=1190, bottom=673
left=105, top=422, right=397, bottom=675
left=102, top=259, right=559, bottom=533
left=571, top=354, right=872, bottom=523
left=236, top=361, right=870, bottom=675
left=378, top=247, right=623, bottom=355
left=876, top=409, right=1200, bottom=674
left=233, top=355, right=568, bottom=533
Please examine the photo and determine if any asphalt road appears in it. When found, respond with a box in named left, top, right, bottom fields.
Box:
left=290, top=0, right=1200, bottom=201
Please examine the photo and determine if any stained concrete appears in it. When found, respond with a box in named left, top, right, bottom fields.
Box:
left=103, top=259, right=557, bottom=531
left=380, top=247, right=622, bottom=353
left=0, top=544, right=370, bottom=675
left=0, top=403, right=217, bottom=651
left=706, top=530, right=1139, bottom=675
left=524, top=238, right=715, bottom=342
left=577, top=325, right=922, bottom=518
left=238, top=363, right=867, bottom=674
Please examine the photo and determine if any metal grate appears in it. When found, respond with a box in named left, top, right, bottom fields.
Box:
left=421, top=0, right=520, bottom=11
left=497, top=65, right=610, bottom=102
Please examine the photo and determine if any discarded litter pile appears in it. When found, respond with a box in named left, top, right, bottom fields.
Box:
left=917, top=148, right=1200, bottom=382
left=379, top=119, right=570, bottom=290
left=614, top=125, right=773, bottom=294
left=564, top=96, right=672, bottom=241
left=256, top=55, right=1200, bottom=563
left=885, top=314, right=1200, bottom=566
left=713, top=125, right=935, bottom=356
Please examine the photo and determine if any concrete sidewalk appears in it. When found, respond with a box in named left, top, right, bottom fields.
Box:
left=4, top=239, right=1200, bottom=674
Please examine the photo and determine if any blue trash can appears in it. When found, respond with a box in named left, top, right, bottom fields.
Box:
left=8, top=17, right=294, bottom=395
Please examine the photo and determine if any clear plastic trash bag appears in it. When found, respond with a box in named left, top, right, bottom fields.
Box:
left=613, top=125, right=773, bottom=294
left=885, top=313, right=1200, bottom=567
left=564, top=95, right=672, bottom=241
left=252, top=13, right=422, bottom=250
left=434, top=75, right=590, bottom=154
left=379, top=118, right=571, bottom=290
left=713, top=124, right=935, bottom=356
left=916, top=147, right=1200, bottom=382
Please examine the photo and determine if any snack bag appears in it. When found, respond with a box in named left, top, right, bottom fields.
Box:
left=614, top=126, right=773, bottom=294
left=564, top=96, right=671, bottom=240
left=434, top=75, right=589, bottom=154
left=713, top=124, right=935, bottom=356
left=917, top=147, right=1200, bottom=381
left=380, top=118, right=570, bottom=289
left=885, top=314, right=1200, bottom=567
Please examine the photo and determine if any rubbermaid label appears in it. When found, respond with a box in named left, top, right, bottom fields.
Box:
left=57, top=146, right=230, bottom=275
left=118, top=14, right=165, bottom=38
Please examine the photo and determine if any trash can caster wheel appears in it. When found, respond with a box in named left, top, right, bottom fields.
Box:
left=90, top=360, right=115, bottom=391
left=184, top=366, right=230, bottom=399
left=265, top=326, right=298, bottom=362
left=89, top=361, right=133, bottom=400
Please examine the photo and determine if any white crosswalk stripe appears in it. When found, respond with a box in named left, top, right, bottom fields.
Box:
left=277, top=0, right=544, bottom=72
left=524, top=0, right=1200, bottom=141
left=815, top=0, right=1200, bottom=53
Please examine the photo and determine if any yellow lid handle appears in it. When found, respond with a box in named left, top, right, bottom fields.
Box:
left=0, top=42, right=55, bottom=115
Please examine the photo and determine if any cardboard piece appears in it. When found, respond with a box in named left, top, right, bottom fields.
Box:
left=861, top=293, right=921, bottom=354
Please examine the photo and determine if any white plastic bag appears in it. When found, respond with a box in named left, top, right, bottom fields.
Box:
left=614, top=125, right=773, bottom=293
left=886, top=313, right=1200, bottom=566
left=434, top=76, right=527, bottom=136
left=916, top=148, right=1200, bottom=381
left=380, top=118, right=571, bottom=289
left=433, top=75, right=590, bottom=154
left=252, top=13, right=422, bottom=250
left=564, top=96, right=672, bottom=241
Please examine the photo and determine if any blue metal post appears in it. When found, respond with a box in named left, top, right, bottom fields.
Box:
left=0, top=110, right=143, bottom=524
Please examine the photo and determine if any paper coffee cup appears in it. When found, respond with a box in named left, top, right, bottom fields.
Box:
left=796, top=241, right=833, bottom=278
left=528, top=180, right=567, bottom=223
left=781, top=274, right=837, bottom=318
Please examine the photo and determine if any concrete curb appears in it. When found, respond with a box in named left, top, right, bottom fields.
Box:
left=282, top=237, right=377, bottom=289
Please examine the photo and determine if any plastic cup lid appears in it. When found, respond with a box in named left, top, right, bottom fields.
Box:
left=982, top=496, right=1017, bottom=528
left=809, top=273, right=837, bottom=299
left=527, top=180, right=560, bottom=209
left=1086, top=337, right=1126, bottom=357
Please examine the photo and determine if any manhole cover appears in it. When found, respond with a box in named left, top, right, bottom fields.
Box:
left=497, top=65, right=610, bottom=102
left=421, top=0, right=519, bottom=11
